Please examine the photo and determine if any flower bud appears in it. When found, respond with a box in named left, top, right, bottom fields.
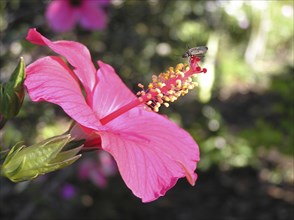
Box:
left=1, top=134, right=84, bottom=182
left=0, top=57, right=25, bottom=128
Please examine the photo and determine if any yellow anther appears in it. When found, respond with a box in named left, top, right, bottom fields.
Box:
left=138, top=83, right=144, bottom=88
left=138, top=97, right=144, bottom=102
left=175, top=63, right=184, bottom=71
left=188, top=84, right=194, bottom=90
left=170, top=98, right=175, bottom=102
left=167, top=90, right=174, bottom=95
left=147, top=100, right=153, bottom=105
left=147, top=93, right=152, bottom=99
left=169, top=67, right=174, bottom=73
left=164, top=97, right=170, bottom=102
left=182, top=89, right=189, bottom=95
left=158, top=82, right=166, bottom=88
left=176, top=71, right=184, bottom=78
left=163, top=102, right=169, bottom=107
left=163, top=73, right=169, bottom=79
left=155, top=88, right=161, bottom=94
left=176, top=79, right=182, bottom=89
left=175, top=91, right=182, bottom=97
left=182, top=83, right=189, bottom=89
left=158, top=93, right=163, bottom=98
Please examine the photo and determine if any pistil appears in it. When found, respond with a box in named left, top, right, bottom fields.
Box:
left=100, top=56, right=206, bottom=125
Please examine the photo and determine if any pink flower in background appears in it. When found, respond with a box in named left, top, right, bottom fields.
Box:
left=46, top=0, right=109, bottom=32
left=79, top=151, right=117, bottom=188
left=25, top=28, right=205, bottom=202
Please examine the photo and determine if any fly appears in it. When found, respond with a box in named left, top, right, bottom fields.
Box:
left=182, top=46, right=208, bottom=58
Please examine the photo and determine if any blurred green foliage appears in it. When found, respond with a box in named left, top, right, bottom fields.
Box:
left=0, top=0, right=293, bottom=183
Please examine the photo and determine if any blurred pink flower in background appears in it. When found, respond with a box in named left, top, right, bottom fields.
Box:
left=46, top=0, right=110, bottom=32
left=79, top=151, right=117, bottom=188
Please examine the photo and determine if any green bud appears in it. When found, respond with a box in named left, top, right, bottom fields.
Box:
left=0, top=57, right=26, bottom=128
left=1, top=134, right=84, bottom=182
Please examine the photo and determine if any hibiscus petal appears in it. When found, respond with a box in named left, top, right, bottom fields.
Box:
left=26, top=28, right=96, bottom=97
left=79, top=1, right=107, bottom=30
left=45, top=0, right=77, bottom=33
left=91, top=61, right=137, bottom=118
left=25, top=56, right=101, bottom=130
left=101, top=108, right=199, bottom=202
left=70, top=123, right=102, bottom=149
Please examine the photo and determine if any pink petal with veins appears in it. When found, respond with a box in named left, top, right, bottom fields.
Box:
left=91, top=61, right=137, bottom=118
left=100, top=107, right=199, bottom=202
left=26, top=28, right=96, bottom=98
left=25, top=56, right=101, bottom=130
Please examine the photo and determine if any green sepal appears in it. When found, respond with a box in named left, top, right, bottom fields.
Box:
left=1, top=134, right=84, bottom=182
left=1, top=142, right=25, bottom=165
left=50, top=145, right=83, bottom=164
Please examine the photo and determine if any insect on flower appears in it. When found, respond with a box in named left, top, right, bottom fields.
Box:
left=182, top=46, right=208, bottom=58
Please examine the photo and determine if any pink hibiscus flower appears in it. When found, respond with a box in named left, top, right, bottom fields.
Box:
left=24, top=28, right=206, bottom=202
left=46, top=0, right=109, bottom=32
